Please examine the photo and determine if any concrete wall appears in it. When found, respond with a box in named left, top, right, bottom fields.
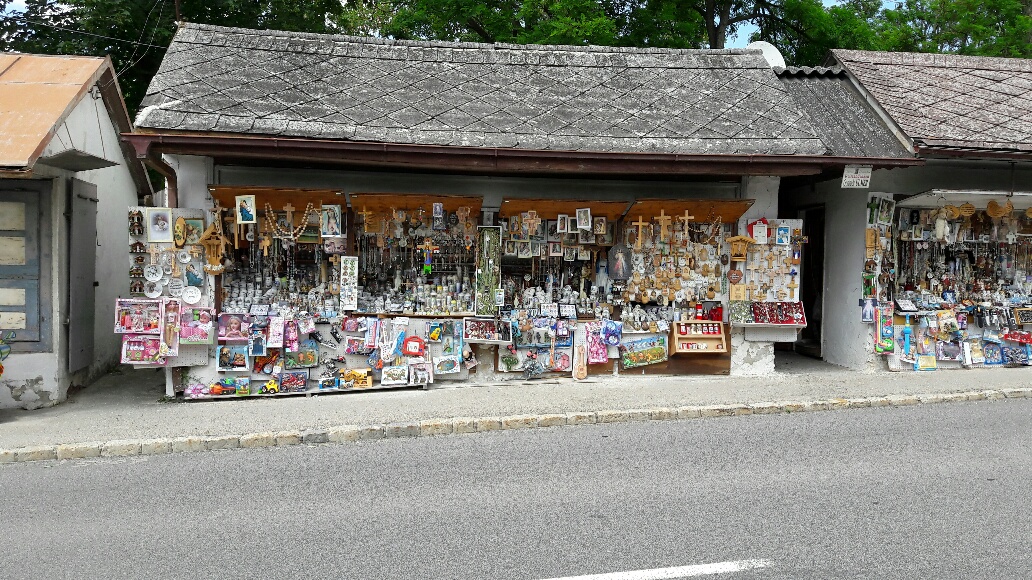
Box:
left=1, top=93, right=141, bottom=409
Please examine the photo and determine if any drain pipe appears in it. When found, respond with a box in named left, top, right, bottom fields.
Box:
left=145, top=152, right=178, bottom=208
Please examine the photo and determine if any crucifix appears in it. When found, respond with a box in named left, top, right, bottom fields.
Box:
left=746, top=280, right=757, bottom=300
left=148, top=244, right=163, bottom=265
left=282, top=202, right=296, bottom=227
left=632, top=216, right=648, bottom=250
left=355, top=206, right=373, bottom=232
left=787, top=275, right=799, bottom=300
left=418, top=237, right=439, bottom=274
left=765, top=251, right=776, bottom=270
left=656, top=210, right=672, bottom=242
left=866, top=198, right=881, bottom=225
left=259, top=233, right=273, bottom=257
left=167, top=248, right=182, bottom=278
left=523, top=210, right=541, bottom=235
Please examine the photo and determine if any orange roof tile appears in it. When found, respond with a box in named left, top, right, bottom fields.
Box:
left=0, top=54, right=109, bottom=168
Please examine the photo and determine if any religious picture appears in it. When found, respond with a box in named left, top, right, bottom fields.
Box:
left=861, top=298, right=876, bottom=323
left=548, top=241, right=562, bottom=257
left=339, top=256, right=359, bottom=311
left=600, top=222, right=616, bottom=246
left=235, top=195, right=256, bottom=225
left=576, top=208, right=592, bottom=231
left=432, top=202, right=446, bottom=231
left=608, top=244, right=632, bottom=280
left=563, top=247, right=576, bottom=262
left=323, top=238, right=347, bottom=254
left=577, top=246, right=590, bottom=261
left=183, top=218, right=204, bottom=245
left=321, top=204, right=343, bottom=238
left=776, top=225, right=791, bottom=245
left=557, top=214, right=569, bottom=233
left=546, top=220, right=560, bottom=242
left=146, top=208, right=173, bottom=243
left=578, top=229, right=595, bottom=244
left=504, top=240, right=517, bottom=256
left=592, top=216, right=607, bottom=235
left=517, top=241, right=533, bottom=259
left=878, top=197, right=895, bottom=226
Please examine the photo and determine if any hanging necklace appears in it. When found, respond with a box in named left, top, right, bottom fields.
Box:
left=265, top=202, right=318, bottom=241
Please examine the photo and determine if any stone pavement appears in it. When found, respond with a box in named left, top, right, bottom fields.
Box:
left=2, top=352, right=1030, bottom=463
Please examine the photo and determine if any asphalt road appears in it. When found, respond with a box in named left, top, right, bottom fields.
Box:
left=2, top=399, right=1030, bottom=580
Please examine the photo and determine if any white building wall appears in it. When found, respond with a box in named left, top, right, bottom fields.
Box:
left=1, top=93, right=141, bottom=409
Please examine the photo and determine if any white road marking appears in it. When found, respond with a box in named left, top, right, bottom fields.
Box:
left=539, top=559, right=771, bottom=580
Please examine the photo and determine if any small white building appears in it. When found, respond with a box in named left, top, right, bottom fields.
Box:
left=0, top=54, right=152, bottom=408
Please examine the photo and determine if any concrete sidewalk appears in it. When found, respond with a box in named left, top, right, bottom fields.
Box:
left=1, top=352, right=1030, bottom=461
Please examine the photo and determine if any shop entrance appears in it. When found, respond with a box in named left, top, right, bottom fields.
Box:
left=795, top=205, right=825, bottom=359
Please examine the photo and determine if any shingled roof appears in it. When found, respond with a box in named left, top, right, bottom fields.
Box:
left=136, top=23, right=826, bottom=156
left=776, top=66, right=911, bottom=158
left=831, top=50, right=1032, bottom=153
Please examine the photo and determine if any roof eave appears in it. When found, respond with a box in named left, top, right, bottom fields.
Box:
left=123, top=131, right=922, bottom=178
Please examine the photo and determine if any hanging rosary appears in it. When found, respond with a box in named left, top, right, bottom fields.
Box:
left=265, top=202, right=319, bottom=241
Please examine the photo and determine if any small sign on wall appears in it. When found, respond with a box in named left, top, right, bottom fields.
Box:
left=841, top=165, right=873, bottom=188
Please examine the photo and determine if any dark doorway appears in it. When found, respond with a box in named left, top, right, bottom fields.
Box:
left=795, top=205, right=825, bottom=358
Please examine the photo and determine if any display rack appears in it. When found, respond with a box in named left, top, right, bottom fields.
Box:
left=672, top=320, right=726, bottom=353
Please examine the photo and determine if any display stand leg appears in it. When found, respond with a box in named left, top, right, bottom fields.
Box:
left=164, top=367, right=175, bottom=398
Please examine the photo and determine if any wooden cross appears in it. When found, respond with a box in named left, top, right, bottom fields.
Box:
left=148, top=244, right=163, bottom=265
left=765, top=251, right=776, bottom=269
left=679, top=209, right=695, bottom=225
left=746, top=280, right=757, bottom=299
left=776, top=289, right=788, bottom=301
left=787, top=276, right=799, bottom=300
left=632, top=216, right=648, bottom=250
left=282, top=203, right=296, bottom=226
left=188, top=245, right=204, bottom=259
left=656, top=210, right=672, bottom=242
left=260, top=233, right=273, bottom=257
left=355, top=206, right=373, bottom=232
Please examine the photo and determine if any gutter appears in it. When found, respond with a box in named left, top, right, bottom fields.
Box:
left=122, top=132, right=922, bottom=178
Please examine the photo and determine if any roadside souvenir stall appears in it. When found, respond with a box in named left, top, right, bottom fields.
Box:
left=865, top=190, right=1032, bottom=370
left=112, top=187, right=805, bottom=399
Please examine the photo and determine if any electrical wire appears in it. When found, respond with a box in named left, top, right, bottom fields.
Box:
left=5, top=15, right=166, bottom=48
left=116, top=0, right=167, bottom=78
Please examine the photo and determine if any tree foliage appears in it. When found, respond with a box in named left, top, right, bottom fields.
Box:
left=2, top=0, right=1030, bottom=117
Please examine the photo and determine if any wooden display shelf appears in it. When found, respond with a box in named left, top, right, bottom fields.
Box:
left=671, top=320, right=727, bottom=354
left=498, top=198, right=630, bottom=221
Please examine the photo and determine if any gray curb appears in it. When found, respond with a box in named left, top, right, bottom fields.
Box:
left=2, top=388, right=1030, bottom=465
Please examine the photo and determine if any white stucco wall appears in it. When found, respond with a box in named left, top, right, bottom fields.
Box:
left=1, top=92, right=141, bottom=409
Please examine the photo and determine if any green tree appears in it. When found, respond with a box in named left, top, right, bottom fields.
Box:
left=875, top=0, right=1032, bottom=57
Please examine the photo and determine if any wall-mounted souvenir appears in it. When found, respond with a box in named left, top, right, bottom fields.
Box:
left=434, top=355, right=461, bottom=375
left=253, top=351, right=280, bottom=375
left=235, top=195, right=257, bottom=224
left=408, top=360, right=434, bottom=385
left=516, top=241, right=533, bottom=259
left=546, top=220, right=560, bottom=242
left=217, top=343, right=250, bottom=371
left=576, top=208, right=592, bottom=231
left=619, top=335, right=668, bottom=369
left=592, top=216, right=607, bottom=235
left=173, top=216, right=188, bottom=248
left=114, top=299, right=161, bottom=334
left=608, top=244, right=632, bottom=280
left=339, top=256, right=359, bottom=311
left=462, top=317, right=512, bottom=344
left=146, top=208, right=173, bottom=243
left=179, top=307, right=214, bottom=344
left=249, top=331, right=267, bottom=357
left=381, top=365, right=409, bottom=386
left=474, top=226, right=502, bottom=315
left=775, top=226, right=791, bottom=245
left=128, top=209, right=145, bottom=237
left=563, top=247, right=576, bottom=262
left=121, top=334, right=164, bottom=365
left=321, top=204, right=343, bottom=237
left=983, top=342, right=1004, bottom=365
left=218, top=314, right=251, bottom=341
left=204, top=376, right=249, bottom=397
left=557, top=214, right=569, bottom=233
left=183, top=218, right=204, bottom=245
left=323, top=237, right=347, bottom=254
left=284, top=339, right=319, bottom=369
left=159, top=298, right=181, bottom=357
left=279, top=370, right=309, bottom=392
left=878, top=197, right=895, bottom=226
left=283, top=320, right=300, bottom=351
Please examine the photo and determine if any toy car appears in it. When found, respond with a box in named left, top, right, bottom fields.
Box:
left=260, top=380, right=280, bottom=394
